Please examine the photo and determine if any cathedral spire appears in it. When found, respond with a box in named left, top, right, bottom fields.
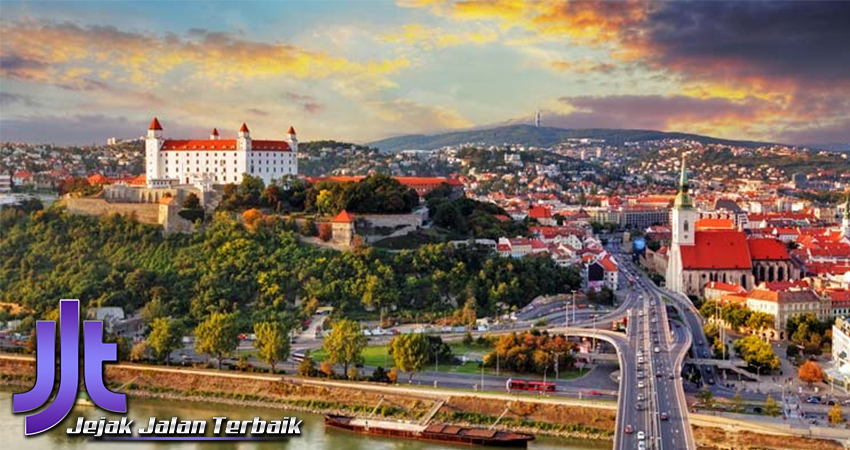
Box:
left=674, top=154, right=693, bottom=209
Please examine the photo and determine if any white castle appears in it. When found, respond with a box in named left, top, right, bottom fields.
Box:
left=144, top=117, right=298, bottom=188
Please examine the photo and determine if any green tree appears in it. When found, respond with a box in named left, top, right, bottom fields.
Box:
left=183, top=193, right=201, bottom=209
left=298, top=352, right=317, bottom=377
left=254, top=321, right=291, bottom=373
left=389, top=333, right=430, bottom=382
left=147, top=318, right=184, bottom=365
left=194, top=312, right=239, bottom=369
left=733, top=336, right=779, bottom=372
left=323, top=319, right=366, bottom=377
left=764, top=394, right=780, bottom=417
left=696, top=386, right=714, bottom=408
left=829, top=403, right=844, bottom=425
left=731, top=390, right=744, bottom=413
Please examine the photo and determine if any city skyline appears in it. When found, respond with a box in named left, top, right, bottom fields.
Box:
left=1, top=1, right=849, bottom=146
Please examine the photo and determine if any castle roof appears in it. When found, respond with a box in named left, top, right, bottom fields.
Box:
left=149, top=117, right=162, bottom=130
left=288, top=126, right=296, bottom=134
left=160, top=139, right=290, bottom=151
left=211, top=128, right=219, bottom=136
left=240, top=123, right=250, bottom=133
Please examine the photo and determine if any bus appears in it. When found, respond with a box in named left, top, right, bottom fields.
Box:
left=291, top=352, right=307, bottom=363
left=507, top=379, right=556, bottom=392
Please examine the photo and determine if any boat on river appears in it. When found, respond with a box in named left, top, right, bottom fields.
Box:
left=325, top=414, right=534, bottom=448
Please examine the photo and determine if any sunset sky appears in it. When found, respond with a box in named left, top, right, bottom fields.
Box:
left=1, top=1, right=849, bottom=145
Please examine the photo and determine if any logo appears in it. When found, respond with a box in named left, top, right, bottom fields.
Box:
left=13, top=299, right=126, bottom=435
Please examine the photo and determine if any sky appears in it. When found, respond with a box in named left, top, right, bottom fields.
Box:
left=0, top=0, right=849, bottom=146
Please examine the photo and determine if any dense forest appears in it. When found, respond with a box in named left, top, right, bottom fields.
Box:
left=0, top=206, right=581, bottom=332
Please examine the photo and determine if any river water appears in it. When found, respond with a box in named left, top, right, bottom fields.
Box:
left=0, top=390, right=606, bottom=450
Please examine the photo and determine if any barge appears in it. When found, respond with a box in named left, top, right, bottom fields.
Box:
left=325, top=414, right=534, bottom=448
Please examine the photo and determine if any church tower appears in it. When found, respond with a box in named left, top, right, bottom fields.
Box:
left=145, top=117, right=164, bottom=187
left=842, top=193, right=850, bottom=238
left=666, top=155, right=698, bottom=294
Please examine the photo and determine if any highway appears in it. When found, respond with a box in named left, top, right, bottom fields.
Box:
left=608, top=239, right=696, bottom=450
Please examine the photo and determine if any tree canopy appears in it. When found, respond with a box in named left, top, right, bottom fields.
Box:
left=323, top=319, right=367, bottom=377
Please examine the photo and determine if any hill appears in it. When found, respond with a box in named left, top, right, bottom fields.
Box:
left=367, top=124, right=777, bottom=152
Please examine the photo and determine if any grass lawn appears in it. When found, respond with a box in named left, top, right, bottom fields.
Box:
left=310, top=345, right=395, bottom=368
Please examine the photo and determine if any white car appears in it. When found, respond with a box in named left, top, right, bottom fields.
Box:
left=637, top=431, right=645, bottom=440
left=638, top=381, right=645, bottom=389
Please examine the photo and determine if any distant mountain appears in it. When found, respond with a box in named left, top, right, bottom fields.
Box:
left=367, top=124, right=778, bottom=153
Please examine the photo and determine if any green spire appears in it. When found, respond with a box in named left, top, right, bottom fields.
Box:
left=674, top=154, right=693, bottom=209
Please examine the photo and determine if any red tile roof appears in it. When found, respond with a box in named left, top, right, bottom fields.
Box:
left=695, top=218, right=734, bottom=230
left=705, top=281, right=746, bottom=293
left=680, top=230, right=752, bottom=270
left=747, top=238, right=790, bottom=260
left=160, top=139, right=290, bottom=151
left=599, top=256, right=618, bottom=272
left=529, top=205, right=552, bottom=219
left=331, top=210, right=354, bottom=223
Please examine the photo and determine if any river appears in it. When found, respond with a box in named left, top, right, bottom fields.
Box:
left=0, top=390, right=607, bottom=450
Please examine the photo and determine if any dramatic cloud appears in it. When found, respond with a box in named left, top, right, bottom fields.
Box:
left=549, top=94, right=773, bottom=135
left=633, top=2, right=850, bottom=88
left=0, top=20, right=411, bottom=89
left=549, top=58, right=618, bottom=74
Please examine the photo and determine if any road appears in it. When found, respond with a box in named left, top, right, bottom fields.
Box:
left=608, top=240, right=696, bottom=450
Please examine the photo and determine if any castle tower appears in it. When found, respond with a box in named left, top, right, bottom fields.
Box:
left=234, top=123, right=251, bottom=182
left=210, top=128, right=220, bottom=140
left=145, top=117, right=164, bottom=187
left=287, top=126, right=299, bottom=176
left=535, top=109, right=541, bottom=128
left=666, top=155, right=698, bottom=294
left=842, top=194, right=850, bottom=237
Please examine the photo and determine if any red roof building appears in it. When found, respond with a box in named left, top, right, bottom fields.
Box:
left=331, top=210, right=355, bottom=223
left=679, top=230, right=752, bottom=270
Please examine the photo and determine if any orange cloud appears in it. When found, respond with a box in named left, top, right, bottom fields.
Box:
left=380, top=24, right=498, bottom=49
left=0, top=21, right=411, bottom=89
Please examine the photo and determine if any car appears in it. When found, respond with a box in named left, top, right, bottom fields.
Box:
left=638, top=442, right=646, bottom=450
left=637, top=431, right=645, bottom=440
left=636, top=403, right=644, bottom=411
left=807, top=396, right=822, bottom=404
left=653, top=337, right=659, bottom=343
left=705, top=367, right=712, bottom=374
left=656, top=371, right=662, bottom=378
left=637, top=371, right=645, bottom=379
left=654, top=347, right=660, bottom=353
left=707, top=377, right=715, bottom=385
left=638, top=381, right=645, bottom=389
left=669, top=373, right=675, bottom=380
left=638, top=357, right=645, bottom=364
left=637, top=393, right=645, bottom=401
left=625, top=425, right=634, bottom=434
left=660, top=412, right=669, bottom=421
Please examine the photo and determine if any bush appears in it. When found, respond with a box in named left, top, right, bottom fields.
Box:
left=320, top=360, right=335, bottom=378
left=462, top=332, right=474, bottom=346
left=318, top=223, right=333, bottom=242
left=371, top=366, right=390, bottom=383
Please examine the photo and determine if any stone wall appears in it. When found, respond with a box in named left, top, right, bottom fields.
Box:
left=63, top=197, right=161, bottom=224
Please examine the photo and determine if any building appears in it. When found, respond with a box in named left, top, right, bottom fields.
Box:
left=622, top=207, right=669, bottom=229
left=745, top=284, right=829, bottom=338
left=0, top=174, right=11, bottom=193
left=330, top=210, right=355, bottom=246
left=145, top=117, right=298, bottom=188
left=666, top=156, right=754, bottom=296
left=704, top=281, right=746, bottom=302
left=827, top=317, right=850, bottom=392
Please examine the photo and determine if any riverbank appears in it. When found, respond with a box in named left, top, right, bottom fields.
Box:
left=0, top=355, right=614, bottom=442
left=2, top=355, right=845, bottom=449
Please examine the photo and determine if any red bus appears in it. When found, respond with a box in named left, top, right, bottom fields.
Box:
left=507, top=379, right=556, bottom=392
